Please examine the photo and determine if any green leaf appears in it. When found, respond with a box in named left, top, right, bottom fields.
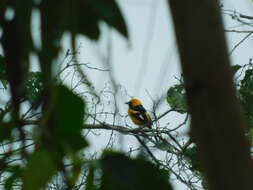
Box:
left=239, top=69, right=253, bottom=131
left=86, top=0, right=128, bottom=38
left=167, top=84, right=187, bottom=113
left=61, top=0, right=128, bottom=40
left=100, top=151, right=173, bottom=190
left=25, top=72, right=43, bottom=103
left=183, top=146, right=202, bottom=173
left=54, top=85, right=88, bottom=153
left=66, top=0, right=101, bottom=40
left=22, top=150, right=56, bottom=190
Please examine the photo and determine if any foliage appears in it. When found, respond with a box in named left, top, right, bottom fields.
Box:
left=25, top=72, right=43, bottom=103
left=167, top=84, right=187, bottom=113
left=239, top=67, right=253, bottom=132
left=52, top=85, right=88, bottom=155
left=99, top=151, right=172, bottom=190
left=183, top=145, right=202, bottom=173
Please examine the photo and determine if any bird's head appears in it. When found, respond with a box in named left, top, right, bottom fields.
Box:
left=125, top=98, right=142, bottom=107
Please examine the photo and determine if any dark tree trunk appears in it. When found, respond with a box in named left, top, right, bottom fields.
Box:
left=168, top=0, right=253, bottom=189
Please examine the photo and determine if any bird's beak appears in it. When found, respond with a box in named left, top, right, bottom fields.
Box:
left=125, top=101, right=130, bottom=105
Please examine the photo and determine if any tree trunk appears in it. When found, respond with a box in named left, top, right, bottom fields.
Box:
left=168, top=0, right=253, bottom=189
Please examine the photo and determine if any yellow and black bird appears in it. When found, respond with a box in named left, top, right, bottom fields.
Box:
left=125, top=98, right=152, bottom=128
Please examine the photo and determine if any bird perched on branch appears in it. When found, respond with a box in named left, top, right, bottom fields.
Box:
left=125, top=98, right=152, bottom=128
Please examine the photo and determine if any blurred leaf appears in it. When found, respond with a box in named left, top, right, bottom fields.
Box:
left=38, top=0, right=128, bottom=85
left=22, top=150, right=56, bottom=190
left=25, top=72, right=43, bottom=103
left=86, top=0, right=128, bottom=38
left=167, top=84, right=187, bottom=113
left=100, top=151, right=172, bottom=190
left=183, top=145, right=202, bottom=173
left=239, top=69, right=253, bottom=131
left=60, top=0, right=100, bottom=40
left=78, top=5, right=100, bottom=40
left=54, top=85, right=88, bottom=153
left=61, top=0, right=128, bottom=40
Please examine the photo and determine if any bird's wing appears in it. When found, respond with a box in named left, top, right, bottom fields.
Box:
left=131, top=112, right=146, bottom=123
left=131, top=104, right=146, bottom=113
left=131, top=105, right=150, bottom=124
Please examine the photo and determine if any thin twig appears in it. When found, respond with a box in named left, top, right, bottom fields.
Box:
left=229, top=32, right=253, bottom=55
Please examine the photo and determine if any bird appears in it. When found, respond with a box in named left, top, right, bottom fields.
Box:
left=125, top=98, right=152, bottom=128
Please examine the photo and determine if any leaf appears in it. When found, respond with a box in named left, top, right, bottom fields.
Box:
left=78, top=3, right=100, bottom=40
left=60, top=0, right=128, bottom=40
left=22, top=150, right=56, bottom=190
left=239, top=69, right=253, bottom=131
left=37, top=0, right=128, bottom=84
left=100, top=151, right=173, bottom=190
left=167, top=84, right=187, bottom=113
left=86, top=0, right=128, bottom=38
left=230, top=64, right=242, bottom=76
left=25, top=72, right=43, bottom=103
left=60, top=0, right=100, bottom=40
left=183, top=146, right=202, bottom=173
left=54, top=85, right=88, bottom=153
